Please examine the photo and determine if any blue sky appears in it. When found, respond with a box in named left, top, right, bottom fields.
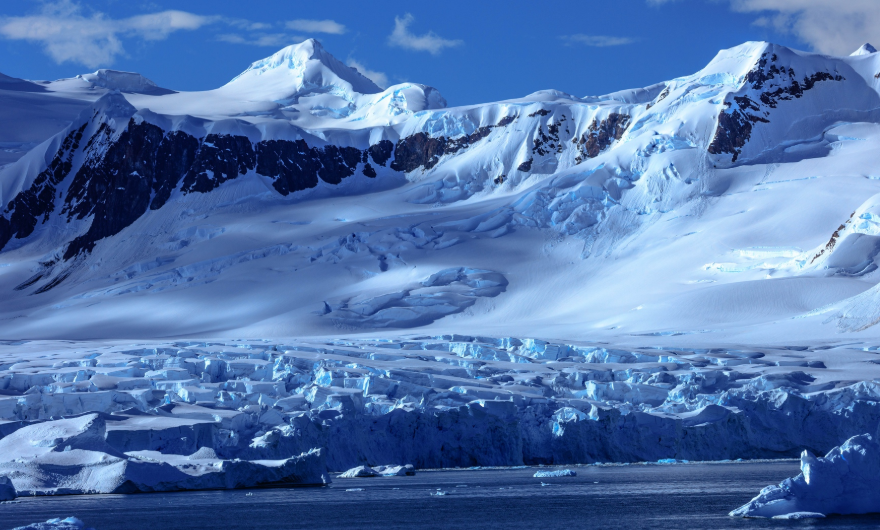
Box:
left=1, top=0, right=877, bottom=106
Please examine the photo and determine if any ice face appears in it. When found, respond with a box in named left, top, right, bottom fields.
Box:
left=0, top=336, right=878, bottom=496
left=0, top=475, right=16, bottom=501
left=731, top=434, right=880, bottom=517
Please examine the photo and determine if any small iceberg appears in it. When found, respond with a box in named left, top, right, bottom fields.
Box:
left=534, top=469, right=576, bottom=478
left=339, top=465, right=379, bottom=478
left=731, top=434, right=880, bottom=518
left=339, top=464, right=415, bottom=477
left=0, top=475, right=16, bottom=501
left=12, top=517, right=93, bottom=530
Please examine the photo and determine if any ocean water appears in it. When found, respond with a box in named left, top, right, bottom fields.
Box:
left=2, top=461, right=880, bottom=529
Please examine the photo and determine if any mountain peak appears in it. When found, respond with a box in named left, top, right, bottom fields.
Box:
left=76, top=69, right=173, bottom=95
left=851, top=43, right=878, bottom=56
left=224, top=39, right=382, bottom=100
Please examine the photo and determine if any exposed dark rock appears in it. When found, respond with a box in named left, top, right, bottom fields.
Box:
left=390, top=133, right=448, bottom=173
left=151, top=131, right=200, bottom=210
left=367, top=140, right=394, bottom=166
left=528, top=109, right=551, bottom=118
left=390, top=116, right=516, bottom=173
left=533, top=115, right=568, bottom=157
left=63, top=119, right=184, bottom=258
left=574, top=113, right=630, bottom=163
left=254, top=139, right=320, bottom=196
left=182, top=135, right=256, bottom=194
left=646, top=85, right=670, bottom=110
left=2, top=109, right=515, bottom=284
left=316, top=145, right=362, bottom=185
left=709, top=52, right=844, bottom=161
left=517, top=158, right=533, bottom=172
left=0, top=124, right=86, bottom=251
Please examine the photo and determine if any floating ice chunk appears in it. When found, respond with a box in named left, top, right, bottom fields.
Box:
left=534, top=469, right=576, bottom=478
left=772, top=512, right=825, bottom=519
left=339, top=465, right=379, bottom=478
left=0, top=475, right=16, bottom=501
left=731, top=434, right=880, bottom=518
left=374, top=464, right=416, bottom=476
left=12, top=518, right=92, bottom=530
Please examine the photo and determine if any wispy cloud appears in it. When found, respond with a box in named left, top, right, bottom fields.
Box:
left=217, top=33, right=301, bottom=48
left=0, top=0, right=215, bottom=68
left=647, top=0, right=880, bottom=56
left=346, top=58, right=388, bottom=88
left=388, top=14, right=462, bottom=55
left=728, top=0, right=880, bottom=55
left=561, top=34, right=637, bottom=47
left=285, top=19, right=347, bottom=35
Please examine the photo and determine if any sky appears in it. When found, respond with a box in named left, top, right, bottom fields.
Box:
left=1, top=0, right=879, bottom=106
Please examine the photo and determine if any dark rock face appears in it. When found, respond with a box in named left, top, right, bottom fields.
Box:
left=182, top=134, right=256, bottom=194
left=315, top=145, right=362, bottom=185
left=532, top=116, right=565, bottom=157
left=255, top=139, right=320, bottom=196
left=367, top=140, right=393, bottom=166
left=151, top=132, right=200, bottom=210
left=0, top=124, right=86, bottom=251
left=389, top=116, right=516, bottom=173
left=574, top=113, right=631, bottom=163
left=255, top=140, right=365, bottom=194
left=0, top=116, right=404, bottom=269
left=708, top=52, right=844, bottom=162
left=62, top=119, right=196, bottom=259
left=517, top=158, right=533, bottom=172
left=646, top=85, right=670, bottom=110
left=389, top=133, right=447, bottom=173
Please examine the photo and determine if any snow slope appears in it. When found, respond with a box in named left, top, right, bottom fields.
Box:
left=1, top=40, right=880, bottom=344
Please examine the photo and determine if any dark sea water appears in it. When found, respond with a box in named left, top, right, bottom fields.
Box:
left=2, top=462, right=880, bottom=530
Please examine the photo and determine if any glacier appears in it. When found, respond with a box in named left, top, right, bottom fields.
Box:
left=2, top=37, right=880, bottom=500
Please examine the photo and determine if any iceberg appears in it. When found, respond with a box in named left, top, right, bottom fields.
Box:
left=12, top=518, right=93, bottom=530
left=374, top=465, right=416, bottom=476
left=0, top=475, right=15, bottom=500
left=731, top=434, right=880, bottom=518
left=533, top=469, right=577, bottom=478
left=339, top=465, right=380, bottom=478
left=0, top=414, right=329, bottom=495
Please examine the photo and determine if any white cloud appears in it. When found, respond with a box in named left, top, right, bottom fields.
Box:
left=217, top=33, right=300, bottom=48
left=0, top=0, right=214, bottom=68
left=562, top=34, right=637, bottom=47
left=647, top=0, right=880, bottom=55
left=285, top=19, right=347, bottom=35
left=388, top=14, right=462, bottom=55
left=728, top=0, right=880, bottom=55
left=346, top=58, right=388, bottom=89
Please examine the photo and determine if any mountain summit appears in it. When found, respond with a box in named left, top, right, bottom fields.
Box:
left=222, top=39, right=383, bottom=102
left=852, top=43, right=878, bottom=56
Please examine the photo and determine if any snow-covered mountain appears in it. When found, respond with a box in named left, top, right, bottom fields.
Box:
left=7, top=39, right=880, bottom=493
left=2, top=39, right=880, bottom=343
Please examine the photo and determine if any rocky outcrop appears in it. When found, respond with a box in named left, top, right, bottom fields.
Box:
left=574, top=113, right=631, bottom=163
left=0, top=124, right=86, bottom=252
left=390, top=116, right=515, bottom=173
left=709, top=52, right=844, bottom=161
left=0, top=119, right=401, bottom=268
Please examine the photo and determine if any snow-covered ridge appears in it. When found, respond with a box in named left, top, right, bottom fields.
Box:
left=3, top=39, right=880, bottom=341
left=76, top=70, right=172, bottom=95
